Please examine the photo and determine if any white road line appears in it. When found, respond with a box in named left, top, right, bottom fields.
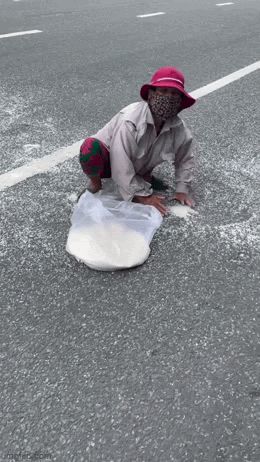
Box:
left=0, top=61, right=259, bottom=192
left=0, top=30, right=42, bottom=39
left=137, top=12, right=165, bottom=18
left=0, top=141, right=83, bottom=191
left=190, top=61, right=259, bottom=99
left=216, top=2, right=234, bottom=6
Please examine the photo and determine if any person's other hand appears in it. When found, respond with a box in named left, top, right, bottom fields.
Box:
left=172, top=192, right=194, bottom=207
left=134, top=194, right=167, bottom=216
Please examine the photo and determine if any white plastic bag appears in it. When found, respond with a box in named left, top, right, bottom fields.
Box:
left=66, top=183, right=162, bottom=271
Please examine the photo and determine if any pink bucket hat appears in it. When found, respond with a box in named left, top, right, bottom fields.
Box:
left=140, top=66, right=196, bottom=111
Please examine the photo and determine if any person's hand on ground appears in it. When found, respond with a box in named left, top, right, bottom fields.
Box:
left=172, top=192, right=194, bottom=207
left=133, top=194, right=168, bottom=216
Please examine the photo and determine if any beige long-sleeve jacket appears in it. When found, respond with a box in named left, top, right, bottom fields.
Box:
left=93, top=101, right=194, bottom=201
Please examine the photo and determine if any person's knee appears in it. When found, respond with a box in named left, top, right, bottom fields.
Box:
left=79, top=137, right=111, bottom=179
left=79, top=138, right=102, bottom=175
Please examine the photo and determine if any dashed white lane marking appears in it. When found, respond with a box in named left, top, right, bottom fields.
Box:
left=137, top=12, right=165, bottom=18
left=0, top=61, right=259, bottom=192
left=216, top=2, right=234, bottom=6
left=0, top=30, right=42, bottom=39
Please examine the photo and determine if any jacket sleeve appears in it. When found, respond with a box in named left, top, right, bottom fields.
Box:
left=174, top=129, right=194, bottom=194
left=109, top=121, right=153, bottom=201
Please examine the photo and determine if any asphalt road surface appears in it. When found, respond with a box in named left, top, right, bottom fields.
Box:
left=1, top=1, right=260, bottom=461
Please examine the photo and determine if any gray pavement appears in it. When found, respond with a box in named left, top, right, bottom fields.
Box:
left=1, top=1, right=260, bottom=461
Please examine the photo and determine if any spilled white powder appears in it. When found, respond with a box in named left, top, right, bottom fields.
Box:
left=67, top=192, right=78, bottom=203
left=217, top=216, right=260, bottom=250
left=167, top=204, right=196, bottom=218
left=23, top=144, right=41, bottom=153
left=66, top=223, right=150, bottom=271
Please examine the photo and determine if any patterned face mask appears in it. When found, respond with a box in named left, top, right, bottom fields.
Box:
left=148, top=92, right=182, bottom=121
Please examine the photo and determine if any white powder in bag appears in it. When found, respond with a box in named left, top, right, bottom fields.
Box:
left=66, top=222, right=150, bottom=271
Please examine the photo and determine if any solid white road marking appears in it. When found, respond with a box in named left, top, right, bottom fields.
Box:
left=0, top=61, right=259, bottom=192
left=137, top=12, right=165, bottom=18
left=0, top=141, right=83, bottom=191
left=0, top=30, right=42, bottom=39
left=216, top=2, right=234, bottom=6
left=190, top=61, right=259, bottom=99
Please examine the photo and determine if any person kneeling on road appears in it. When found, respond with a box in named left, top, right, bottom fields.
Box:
left=79, top=66, right=196, bottom=216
